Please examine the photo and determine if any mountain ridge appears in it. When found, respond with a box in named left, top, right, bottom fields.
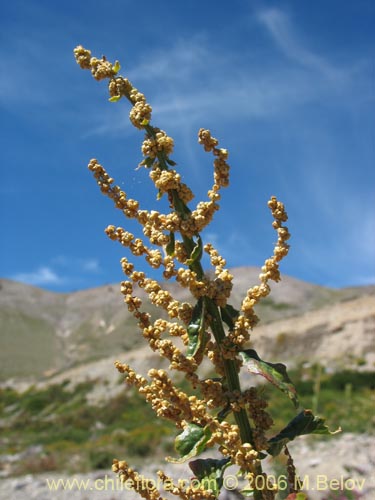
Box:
left=1, top=268, right=374, bottom=382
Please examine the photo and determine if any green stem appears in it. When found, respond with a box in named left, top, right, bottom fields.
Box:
left=141, top=117, right=265, bottom=499
left=113, top=80, right=267, bottom=499
left=206, top=299, right=264, bottom=500
left=204, top=299, right=254, bottom=444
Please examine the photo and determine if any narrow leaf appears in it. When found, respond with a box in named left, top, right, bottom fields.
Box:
left=186, top=234, right=203, bottom=266
left=108, top=95, right=122, bottom=102
left=267, top=410, right=341, bottom=456
left=217, top=401, right=231, bottom=421
left=138, top=156, right=155, bottom=169
left=240, top=349, right=299, bottom=408
left=165, top=231, right=175, bottom=256
left=172, top=195, right=190, bottom=218
left=220, top=303, right=240, bottom=329
left=166, top=158, right=177, bottom=166
left=112, top=60, right=121, bottom=74
left=186, top=298, right=206, bottom=358
left=167, top=423, right=211, bottom=463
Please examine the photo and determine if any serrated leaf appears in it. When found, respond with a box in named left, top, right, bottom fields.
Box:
left=189, top=458, right=230, bottom=495
left=186, top=298, right=207, bottom=358
left=220, top=303, right=240, bottom=329
left=108, top=95, right=122, bottom=102
left=267, top=409, right=341, bottom=456
left=240, top=349, right=299, bottom=408
left=167, top=423, right=211, bottom=463
left=112, top=61, right=121, bottom=74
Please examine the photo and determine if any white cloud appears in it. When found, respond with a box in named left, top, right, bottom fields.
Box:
left=81, top=258, right=100, bottom=273
left=12, top=267, right=64, bottom=286
left=0, top=36, right=63, bottom=107
left=10, top=257, right=102, bottom=289
left=202, top=228, right=261, bottom=268
left=128, top=36, right=210, bottom=82
left=84, top=54, right=315, bottom=139
left=83, top=8, right=371, bottom=141
left=256, top=8, right=343, bottom=80
left=52, top=255, right=101, bottom=273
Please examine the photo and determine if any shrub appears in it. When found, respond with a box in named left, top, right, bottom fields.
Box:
left=73, top=45, right=338, bottom=500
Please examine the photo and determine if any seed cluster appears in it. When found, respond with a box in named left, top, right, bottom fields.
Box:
left=112, top=459, right=162, bottom=500
left=157, top=471, right=217, bottom=500
left=231, top=195, right=290, bottom=348
left=142, top=130, right=174, bottom=158
left=75, top=46, right=294, bottom=500
left=244, top=388, right=274, bottom=451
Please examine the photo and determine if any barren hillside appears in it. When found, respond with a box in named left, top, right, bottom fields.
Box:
left=1, top=269, right=373, bottom=387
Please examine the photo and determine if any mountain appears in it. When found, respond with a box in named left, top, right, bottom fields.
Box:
left=0, top=268, right=374, bottom=382
left=0, top=271, right=374, bottom=494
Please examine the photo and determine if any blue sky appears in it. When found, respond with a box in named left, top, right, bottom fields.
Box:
left=1, top=0, right=374, bottom=291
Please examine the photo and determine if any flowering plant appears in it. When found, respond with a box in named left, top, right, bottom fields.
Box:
left=74, top=46, right=336, bottom=500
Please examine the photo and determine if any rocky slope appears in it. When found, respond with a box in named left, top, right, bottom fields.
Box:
left=1, top=269, right=373, bottom=382
left=0, top=433, right=374, bottom=500
left=0, top=272, right=374, bottom=499
left=3, top=291, right=374, bottom=400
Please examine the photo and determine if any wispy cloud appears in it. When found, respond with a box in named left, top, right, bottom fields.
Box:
left=52, top=256, right=102, bottom=273
left=12, top=267, right=64, bottom=286
left=289, top=195, right=375, bottom=287
left=81, top=258, right=100, bottom=273
left=84, top=58, right=312, bottom=140
left=128, top=36, right=210, bottom=83
left=83, top=9, right=371, bottom=141
left=256, top=8, right=342, bottom=79
left=11, top=256, right=102, bottom=288
left=202, top=228, right=262, bottom=268
left=0, top=35, right=68, bottom=108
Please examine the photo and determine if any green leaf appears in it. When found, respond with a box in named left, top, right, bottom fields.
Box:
left=167, top=423, right=211, bottom=463
left=220, top=304, right=240, bottom=329
left=165, top=231, right=175, bottom=256
left=186, top=298, right=207, bottom=358
left=217, top=401, right=231, bottom=421
left=240, top=349, right=299, bottom=408
left=267, top=409, right=341, bottom=456
left=189, top=457, right=230, bottom=496
left=172, top=194, right=190, bottom=218
left=186, top=235, right=203, bottom=266
left=108, top=95, right=122, bottom=102
left=166, top=158, right=177, bottom=166
left=240, top=488, right=255, bottom=497
left=138, top=156, right=155, bottom=169
left=112, top=61, right=121, bottom=74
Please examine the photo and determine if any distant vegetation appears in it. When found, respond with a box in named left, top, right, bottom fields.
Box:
left=1, top=366, right=373, bottom=476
